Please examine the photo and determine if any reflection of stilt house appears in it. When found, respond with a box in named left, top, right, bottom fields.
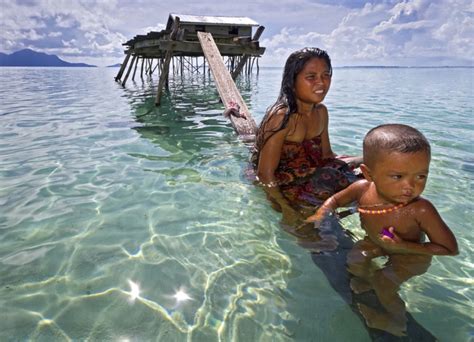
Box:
left=115, top=13, right=265, bottom=137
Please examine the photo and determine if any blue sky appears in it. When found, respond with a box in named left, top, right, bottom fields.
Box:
left=1, top=0, right=473, bottom=67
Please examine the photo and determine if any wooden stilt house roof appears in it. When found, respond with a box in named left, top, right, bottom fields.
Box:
left=166, top=13, right=259, bottom=28
left=123, top=14, right=265, bottom=58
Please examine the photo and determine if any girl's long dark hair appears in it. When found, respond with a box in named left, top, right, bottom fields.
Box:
left=252, top=47, right=332, bottom=166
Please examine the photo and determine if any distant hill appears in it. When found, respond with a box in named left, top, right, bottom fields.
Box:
left=0, top=49, right=96, bottom=67
left=107, top=63, right=122, bottom=68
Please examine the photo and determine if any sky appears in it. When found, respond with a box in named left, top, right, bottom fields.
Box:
left=1, top=0, right=473, bottom=67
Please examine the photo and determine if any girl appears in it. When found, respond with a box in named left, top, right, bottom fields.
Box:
left=252, top=48, right=360, bottom=227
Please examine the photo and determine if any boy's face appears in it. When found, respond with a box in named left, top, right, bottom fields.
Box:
left=294, top=57, right=331, bottom=104
left=363, top=151, right=430, bottom=204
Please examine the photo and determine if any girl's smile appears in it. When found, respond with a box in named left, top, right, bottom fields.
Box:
left=294, top=57, right=332, bottom=108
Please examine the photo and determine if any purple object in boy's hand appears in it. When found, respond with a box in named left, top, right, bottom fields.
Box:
left=381, top=227, right=394, bottom=239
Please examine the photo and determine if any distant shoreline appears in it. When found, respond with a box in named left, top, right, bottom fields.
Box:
left=261, top=65, right=474, bottom=69
left=1, top=65, right=472, bottom=69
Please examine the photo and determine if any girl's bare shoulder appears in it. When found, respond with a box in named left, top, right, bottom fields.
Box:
left=265, top=107, right=288, bottom=129
left=315, top=103, right=328, bottom=115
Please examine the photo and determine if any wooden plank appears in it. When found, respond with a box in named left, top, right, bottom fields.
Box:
left=197, top=31, right=257, bottom=137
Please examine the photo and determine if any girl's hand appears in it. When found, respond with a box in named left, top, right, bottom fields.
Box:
left=281, top=205, right=304, bottom=226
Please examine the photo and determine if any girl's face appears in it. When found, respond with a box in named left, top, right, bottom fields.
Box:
left=294, top=57, right=331, bottom=105
left=365, top=151, right=430, bottom=205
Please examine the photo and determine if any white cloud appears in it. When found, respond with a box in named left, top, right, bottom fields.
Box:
left=262, top=0, right=473, bottom=66
left=1, top=0, right=472, bottom=67
left=24, top=29, right=44, bottom=41
left=140, top=24, right=167, bottom=34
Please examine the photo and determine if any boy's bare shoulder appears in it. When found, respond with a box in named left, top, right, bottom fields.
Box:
left=352, top=179, right=371, bottom=191
left=337, top=179, right=370, bottom=200
left=410, top=197, right=440, bottom=216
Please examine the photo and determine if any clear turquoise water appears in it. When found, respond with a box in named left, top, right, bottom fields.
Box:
left=0, top=66, right=472, bottom=341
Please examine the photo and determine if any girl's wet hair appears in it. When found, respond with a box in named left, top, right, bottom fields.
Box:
left=363, top=124, right=431, bottom=167
left=252, top=47, right=332, bottom=166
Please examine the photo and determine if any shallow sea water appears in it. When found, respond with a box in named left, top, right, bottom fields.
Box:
left=0, top=66, right=472, bottom=341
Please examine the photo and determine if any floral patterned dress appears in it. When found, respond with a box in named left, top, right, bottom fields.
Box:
left=275, top=135, right=358, bottom=209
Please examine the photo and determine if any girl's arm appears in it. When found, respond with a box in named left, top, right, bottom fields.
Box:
left=318, top=105, right=336, bottom=159
left=256, top=111, right=301, bottom=223
left=257, top=108, right=288, bottom=186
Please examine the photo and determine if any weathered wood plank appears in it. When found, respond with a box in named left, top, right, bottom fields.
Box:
left=197, top=31, right=257, bottom=137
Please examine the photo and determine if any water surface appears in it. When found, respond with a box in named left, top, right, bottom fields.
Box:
left=0, top=66, right=472, bottom=341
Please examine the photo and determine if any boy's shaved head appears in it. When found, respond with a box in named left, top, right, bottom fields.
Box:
left=363, top=124, right=431, bottom=167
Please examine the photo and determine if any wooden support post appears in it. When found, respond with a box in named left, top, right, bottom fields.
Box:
left=197, top=31, right=257, bottom=137
left=140, top=57, right=144, bottom=79
left=115, top=50, right=132, bottom=82
left=132, top=56, right=139, bottom=80
left=155, top=17, right=180, bottom=105
left=122, top=54, right=137, bottom=86
left=155, top=52, right=172, bottom=105
left=152, top=59, right=159, bottom=75
left=231, top=26, right=265, bottom=80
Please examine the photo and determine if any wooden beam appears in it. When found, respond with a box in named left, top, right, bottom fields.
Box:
left=132, top=56, right=139, bottom=80
left=155, top=17, right=181, bottom=105
left=115, top=50, right=132, bottom=81
left=121, top=54, right=137, bottom=86
left=231, top=26, right=265, bottom=80
left=158, top=40, right=264, bottom=56
left=197, top=31, right=257, bottom=137
left=155, top=53, right=172, bottom=105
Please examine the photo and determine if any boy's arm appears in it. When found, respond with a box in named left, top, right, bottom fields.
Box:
left=382, top=200, right=459, bottom=256
left=306, top=180, right=366, bottom=223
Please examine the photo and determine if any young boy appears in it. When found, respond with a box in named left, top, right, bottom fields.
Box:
left=306, top=123, right=458, bottom=336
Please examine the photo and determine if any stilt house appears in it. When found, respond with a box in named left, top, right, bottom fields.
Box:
left=115, top=13, right=265, bottom=137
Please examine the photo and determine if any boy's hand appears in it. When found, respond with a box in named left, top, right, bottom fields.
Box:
left=305, top=209, right=328, bottom=229
left=379, top=227, right=406, bottom=252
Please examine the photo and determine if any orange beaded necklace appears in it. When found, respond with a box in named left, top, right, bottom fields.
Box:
left=357, top=203, right=405, bottom=215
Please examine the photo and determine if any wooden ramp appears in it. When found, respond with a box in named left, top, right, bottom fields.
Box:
left=197, top=31, right=257, bottom=140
